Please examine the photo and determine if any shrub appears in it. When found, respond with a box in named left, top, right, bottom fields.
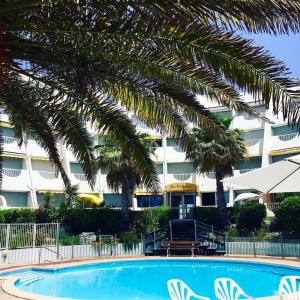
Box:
left=0, top=209, right=36, bottom=223
left=194, top=207, right=219, bottom=226
left=274, top=196, right=300, bottom=237
left=236, top=203, right=266, bottom=234
left=63, top=208, right=121, bottom=234
left=59, top=229, right=80, bottom=245
left=129, top=206, right=171, bottom=235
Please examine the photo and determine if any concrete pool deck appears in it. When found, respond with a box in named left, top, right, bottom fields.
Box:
left=1, top=255, right=300, bottom=300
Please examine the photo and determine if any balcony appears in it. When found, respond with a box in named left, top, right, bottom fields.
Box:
left=27, top=140, right=48, bottom=157
left=32, top=171, right=64, bottom=190
left=270, top=133, right=300, bottom=151
left=149, top=147, right=164, bottom=162
left=165, top=146, right=186, bottom=162
left=245, top=139, right=263, bottom=156
left=165, top=173, right=196, bottom=185
left=232, top=115, right=263, bottom=130
left=70, top=173, right=95, bottom=192
left=3, top=136, right=25, bottom=153
left=2, top=168, right=30, bottom=190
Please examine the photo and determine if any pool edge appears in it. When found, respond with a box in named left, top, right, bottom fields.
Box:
left=2, top=256, right=300, bottom=300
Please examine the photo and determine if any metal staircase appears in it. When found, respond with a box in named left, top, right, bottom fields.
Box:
left=143, top=219, right=226, bottom=256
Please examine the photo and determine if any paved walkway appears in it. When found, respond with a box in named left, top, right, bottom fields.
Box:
left=0, top=280, right=24, bottom=299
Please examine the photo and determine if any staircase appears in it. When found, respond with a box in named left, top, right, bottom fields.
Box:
left=143, top=219, right=226, bottom=256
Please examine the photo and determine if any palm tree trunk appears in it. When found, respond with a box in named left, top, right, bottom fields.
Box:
left=215, top=166, right=228, bottom=230
left=120, top=183, right=130, bottom=232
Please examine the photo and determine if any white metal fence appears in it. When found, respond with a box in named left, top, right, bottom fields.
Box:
left=0, top=223, right=143, bottom=266
left=226, top=237, right=300, bottom=258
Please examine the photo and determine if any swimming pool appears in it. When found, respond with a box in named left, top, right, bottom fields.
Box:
left=8, top=259, right=300, bottom=299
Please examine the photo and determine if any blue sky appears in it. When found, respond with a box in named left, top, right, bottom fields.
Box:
left=245, top=33, right=300, bottom=79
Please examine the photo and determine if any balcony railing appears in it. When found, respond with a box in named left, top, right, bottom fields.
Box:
left=239, top=168, right=258, bottom=174
left=205, top=171, right=216, bottom=179
left=245, top=139, right=260, bottom=147
left=265, top=202, right=280, bottom=211
left=276, top=132, right=297, bottom=141
left=171, top=146, right=185, bottom=153
left=3, top=136, right=17, bottom=144
left=172, top=173, right=191, bottom=181
left=3, top=168, right=22, bottom=177
left=73, top=173, right=87, bottom=181
left=38, top=171, right=58, bottom=179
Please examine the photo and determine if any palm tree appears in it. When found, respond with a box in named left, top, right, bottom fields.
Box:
left=189, top=116, right=247, bottom=229
left=1, top=1, right=300, bottom=192
left=95, top=133, right=158, bottom=231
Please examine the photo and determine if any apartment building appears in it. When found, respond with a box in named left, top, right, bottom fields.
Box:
left=0, top=95, right=299, bottom=213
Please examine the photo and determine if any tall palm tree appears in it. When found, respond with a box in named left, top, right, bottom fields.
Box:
left=95, top=133, right=158, bottom=231
left=1, top=1, right=300, bottom=192
left=189, top=117, right=247, bottom=229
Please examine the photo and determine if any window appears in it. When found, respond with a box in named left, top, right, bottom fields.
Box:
left=37, top=193, right=65, bottom=207
left=2, top=157, right=23, bottom=169
left=272, top=125, right=298, bottom=136
left=201, top=193, right=216, bottom=206
left=166, top=138, right=178, bottom=147
left=103, top=194, right=122, bottom=207
left=272, top=152, right=300, bottom=164
left=137, top=195, right=163, bottom=207
left=167, top=163, right=194, bottom=174
left=0, top=192, right=28, bottom=207
left=70, top=163, right=84, bottom=174
left=238, top=157, right=262, bottom=170
left=244, top=129, right=264, bottom=140
left=213, top=110, right=232, bottom=118
left=156, top=163, right=163, bottom=174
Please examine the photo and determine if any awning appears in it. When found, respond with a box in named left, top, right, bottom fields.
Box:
left=270, top=147, right=300, bottom=156
left=31, top=156, right=49, bottom=161
left=223, top=154, right=300, bottom=193
left=165, top=182, right=197, bottom=192
left=135, top=192, right=163, bottom=196
left=0, top=121, right=14, bottom=128
left=37, top=190, right=64, bottom=194
left=78, top=194, right=102, bottom=206
left=1, top=152, right=26, bottom=159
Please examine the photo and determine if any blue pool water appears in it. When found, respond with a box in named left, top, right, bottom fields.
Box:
left=14, top=259, right=300, bottom=299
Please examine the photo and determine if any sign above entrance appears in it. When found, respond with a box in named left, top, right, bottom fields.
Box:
left=165, top=182, right=197, bottom=192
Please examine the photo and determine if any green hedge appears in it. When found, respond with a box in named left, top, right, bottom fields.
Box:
left=0, top=208, right=36, bottom=223
left=274, top=196, right=300, bottom=237
left=236, top=203, right=266, bottom=234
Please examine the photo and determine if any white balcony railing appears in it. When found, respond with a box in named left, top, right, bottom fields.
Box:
left=3, top=168, right=22, bottom=177
left=3, top=136, right=17, bottom=144
left=73, top=173, right=87, bottom=181
left=205, top=171, right=216, bottom=179
left=38, top=171, right=58, bottom=179
left=172, top=173, right=191, bottom=181
left=277, top=132, right=297, bottom=142
left=245, top=139, right=260, bottom=147
left=172, top=146, right=185, bottom=152
left=265, top=202, right=280, bottom=211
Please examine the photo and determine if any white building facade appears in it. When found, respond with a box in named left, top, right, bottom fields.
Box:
left=0, top=95, right=299, bottom=212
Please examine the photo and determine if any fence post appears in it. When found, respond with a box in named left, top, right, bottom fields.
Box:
left=71, top=237, right=74, bottom=260
left=153, top=230, right=156, bottom=250
left=253, top=238, right=256, bottom=257
left=5, top=224, right=10, bottom=250
left=114, top=234, right=117, bottom=257
left=38, top=247, right=42, bottom=264
left=99, top=236, right=102, bottom=257
left=169, top=220, right=172, bottom=241
left=56, top=223, right=60, bottom=261
left=194, top=220, right=197, bottom=241
left=280, top=233, right=284, bottom=259
left=33, top=224, right=37, bottom=249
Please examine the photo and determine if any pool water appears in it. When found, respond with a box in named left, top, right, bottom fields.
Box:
left=15, top=259, right=300, bottom=299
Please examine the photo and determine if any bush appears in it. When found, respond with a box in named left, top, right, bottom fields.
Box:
left=194, top=207, right=219, bottom=226
left=63, top=208, right=121, bottom=234
left=130, top=206, right=171, bottom=235
left=0, top=209, right=36, bottom=223
left=274, top=196, right=300, bottom=237
left=236, top=203, right=266, bottom=234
